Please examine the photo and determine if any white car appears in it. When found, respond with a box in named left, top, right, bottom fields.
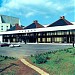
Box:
left=9, top=44, right=20, bottom=47
left=9, top=44, right=14, bottom=47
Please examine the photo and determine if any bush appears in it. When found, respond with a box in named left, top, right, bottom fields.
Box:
left=72, top=53, right=75, bottom=55
left=4, top=56, right=8, bottom=60
left=66, top=49, right=69, bottom=53
left=9, top=57, right=15, bottom=60
left=48, top=52, right=51, bottom=54
left=35, top=54, right=47, bottom=64
left=69, top=51, right=72, bottom=53
left=31, top=55, right=34, bottom=57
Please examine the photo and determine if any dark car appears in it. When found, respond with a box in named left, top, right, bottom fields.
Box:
left=0, top=43, right=10, bottom=47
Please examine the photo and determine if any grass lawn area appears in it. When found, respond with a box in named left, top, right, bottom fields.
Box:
left=28, top=47, right=75, bottom=75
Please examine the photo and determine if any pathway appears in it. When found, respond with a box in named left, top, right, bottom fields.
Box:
left=20, top=58, right=49, bottom=75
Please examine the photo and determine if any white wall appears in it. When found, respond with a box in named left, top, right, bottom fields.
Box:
left=0, top=35, right=3, bottom=43
left=0, top=24, right=75, bottom=35
left=0, top=23, right=10, bottom=32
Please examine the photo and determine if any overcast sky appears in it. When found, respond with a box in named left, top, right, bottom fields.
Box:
left=0, top=0, right=74, bottom=26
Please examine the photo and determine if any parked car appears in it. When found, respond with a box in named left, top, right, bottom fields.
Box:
left=9, top=43, right=20, bottom=47
left=0, top=43, right=10, bottom=47
left=9, top=44, right=14, bottom=48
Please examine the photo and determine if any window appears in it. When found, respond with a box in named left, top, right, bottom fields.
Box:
left=64, top=31, right=67, bottom=35
left=55, top=37, right=62, bottom=42
left=7, top=26, right=8, bottom=27
left=1, top=28, right=3, bottom=30
left=47, top=38, right=51, bottom=42
left=66, top=31, right=69, bottom=35
left=52, top=32, right=55, bottom=35
left=47, top=33, right=49, bottom=36
left=38, top=38, right=40, bottom=42
left=70, top=31, right=72, bottom=34
left=1, top=26, right=3, bottom=30
left=55, top=32, right=57, bottom=35
left=57, top=31, right=61, bottom=35
left=51, top=32, right=53, bottom=35
left=61, top=31, right=64, bottom=35
left=43, top=33, right=45, bottom=36
left=28, top=30, right=29, bottom=32
left=42, top=38, right=45, bottom=42
left=38, top=33, right=41, bottom=36
left=6, top=26, right=8, bottom=30
left=73, top=31, right=75, bottom=34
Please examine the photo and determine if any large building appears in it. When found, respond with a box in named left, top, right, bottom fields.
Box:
left=0, top=16, right=75, bottom=43
left=0, top=15, right=20, bottom=32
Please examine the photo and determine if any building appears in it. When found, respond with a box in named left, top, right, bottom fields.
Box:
left=0, top=16, right=75, bottom=43
left=0, top=15, right=20, bottom=32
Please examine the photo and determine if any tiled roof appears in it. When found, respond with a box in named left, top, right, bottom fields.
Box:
left=24, top=20, right=44, bottom=29
left=48, top=16, right=73, bottom=27
left=7, top=24, right=23, bottom=31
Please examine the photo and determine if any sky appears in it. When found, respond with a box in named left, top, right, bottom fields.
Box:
left=0, top=0, right=75, bottom=26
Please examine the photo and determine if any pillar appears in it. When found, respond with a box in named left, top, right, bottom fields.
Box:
left=0, top=35, right=3, bottom=43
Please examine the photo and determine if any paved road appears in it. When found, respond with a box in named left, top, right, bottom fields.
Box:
left=0, top=44, right=72, bottom=58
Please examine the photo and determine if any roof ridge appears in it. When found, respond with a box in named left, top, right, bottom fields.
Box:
left=36, top=22, right=44, bottom=28
left=48, top=19, right=61, bottom=27
left=63, top=19, right=73, bottom=25
left=35, top=22, right=37, bottom=28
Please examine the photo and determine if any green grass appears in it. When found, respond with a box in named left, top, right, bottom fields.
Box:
left=29, top=47, right=75, bottom=75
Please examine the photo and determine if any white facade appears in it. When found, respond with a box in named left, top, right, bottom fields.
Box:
left=0, top=23, right=10, bottom=32
left=0, top=24, right=75, bottom=35
left=0, top=24, right=75, bottom=43
left=0, top=35, right=3, bottom=43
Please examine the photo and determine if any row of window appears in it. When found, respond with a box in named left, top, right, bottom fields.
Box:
left=38, top=31, right=75, bottom=36
left=0, top=26, right=9, bottom=30
left=38, top=37, right=62, bottom=42
left=19, top=30, right=36, bottom=33
left=38, top=37, right=70, bottom=43
left=3, top=30, right=75, bottom=37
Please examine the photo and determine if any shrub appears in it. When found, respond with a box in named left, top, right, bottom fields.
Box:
left=72, top=53, right=75, bottom=55
left=66, top=49, right=69, bottom=53
left=45, top=53, right=50, bottom=60
left=69, top=51, right=72, bottom=53
left=9, top=57, right=15, bottom=60
left=35, top=54, right=47, bottom=64
left=48, top=52, right=51, bottom=54
left=31, top=55, right=34, bottom=57
left=4, top=56, right=8, bottom=60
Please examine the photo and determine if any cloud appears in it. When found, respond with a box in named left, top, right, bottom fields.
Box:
left=2, top=0, right=46, bottom=9
left=25, top=12, right=34, bottom=18
left=0, top=0, right=74, bottom=19
left=45, top=16, right=50, bottom=19
left=0, top=0, right=74, bottom=11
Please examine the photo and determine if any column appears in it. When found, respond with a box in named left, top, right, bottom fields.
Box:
left=0, top=35, right=3, bottom=43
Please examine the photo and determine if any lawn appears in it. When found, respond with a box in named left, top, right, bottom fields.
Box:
left=28, top=47, right=75, bottom=75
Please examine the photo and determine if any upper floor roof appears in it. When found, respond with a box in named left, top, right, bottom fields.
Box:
left=24, top=20, right=44, bottom=29
left=48, top=16, right=73, bottom=27
left=7, top=24, right=23, bottom=31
